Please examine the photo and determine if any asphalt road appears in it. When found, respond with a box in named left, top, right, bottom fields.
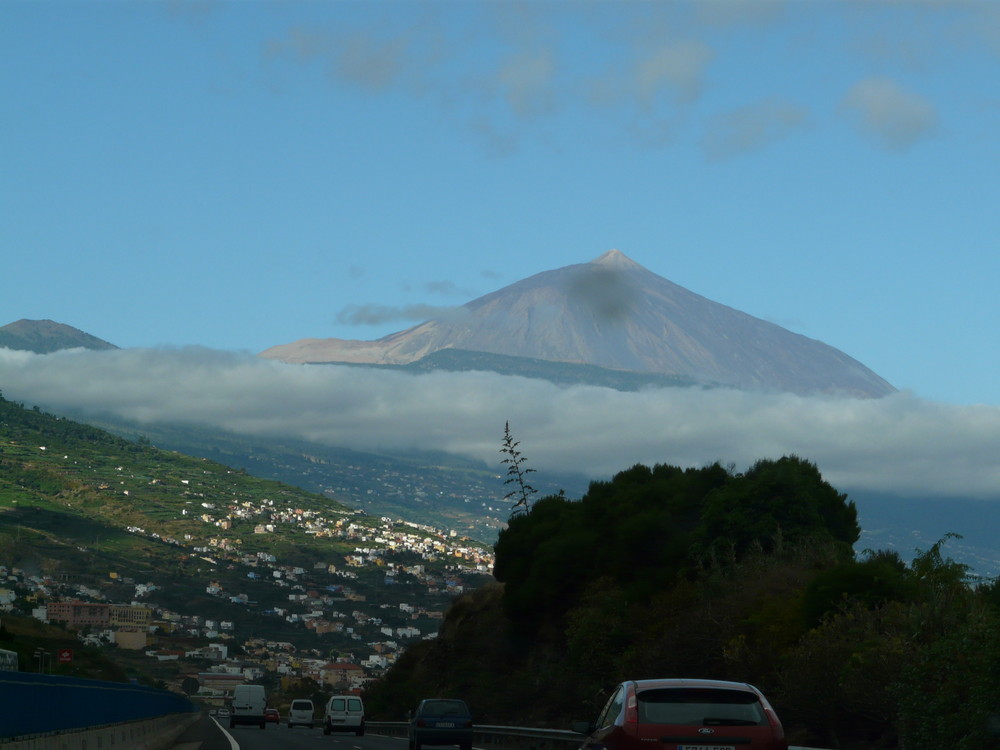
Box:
left=168, top=717, right=830, bottom=750
left=170, top=717, right=410, bottom=750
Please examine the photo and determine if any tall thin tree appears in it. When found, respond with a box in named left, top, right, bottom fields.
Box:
left=500, top=421, right=537, bottom=516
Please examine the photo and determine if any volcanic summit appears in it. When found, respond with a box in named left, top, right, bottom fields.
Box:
left=260, top=250, right=895, bottom=398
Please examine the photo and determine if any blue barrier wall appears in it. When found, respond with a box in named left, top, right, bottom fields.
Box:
left=0, top=672, right=199, bottom=739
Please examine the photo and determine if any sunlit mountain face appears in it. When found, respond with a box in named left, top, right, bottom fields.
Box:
left=261, top=250, right=894, bottom=398
left=0, top=319, right=118, bottom=354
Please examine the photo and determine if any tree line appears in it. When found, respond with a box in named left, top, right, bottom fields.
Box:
left=364, top=456, right=1000, bottom=750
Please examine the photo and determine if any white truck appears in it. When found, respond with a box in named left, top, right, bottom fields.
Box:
left=229, top=684, right=268, bottom=729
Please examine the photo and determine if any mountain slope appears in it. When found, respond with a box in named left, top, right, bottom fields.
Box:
left=260, top=250, right=894, bottom=397
left=0, top=319, right=118, bottom=353
left=0, top=393, right=492, bottom=649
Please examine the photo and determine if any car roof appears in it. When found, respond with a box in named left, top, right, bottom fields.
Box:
left=629, top=678, right=760, bottom=693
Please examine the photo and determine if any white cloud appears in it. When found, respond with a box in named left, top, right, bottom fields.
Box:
left=3, top=347, right=1000, bottom=501
left=634, top=40, right=715, bottom=107
left=842, top=77, right=939, bottom=150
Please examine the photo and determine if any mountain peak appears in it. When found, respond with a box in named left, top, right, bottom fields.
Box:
left=260, top=254, right=895, bottom=398
left=0, top=319, right=118, bottom=354
left=591, top=249, right=643, bottom=270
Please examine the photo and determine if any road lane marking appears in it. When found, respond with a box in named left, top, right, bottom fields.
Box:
left=210, top=716, right=241, bottom=750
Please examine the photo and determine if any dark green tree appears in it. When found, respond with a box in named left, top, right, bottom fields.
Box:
left=800, top=548, right=916, bottom=628
left=696, top=455, right=859, bottom=561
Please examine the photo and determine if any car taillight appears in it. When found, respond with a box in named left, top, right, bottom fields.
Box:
left=624, top=693, right=638, bottom=725
left=764, top=707, right=785, bottom=742
left=417, top=719, right=427, bottom=727
left=464, top=720, right=473, bottom=728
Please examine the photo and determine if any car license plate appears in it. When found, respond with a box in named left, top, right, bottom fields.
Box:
left=437, top=722, right=455, bottom=728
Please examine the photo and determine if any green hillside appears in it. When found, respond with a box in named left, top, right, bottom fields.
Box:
left=0, top=392, right=493, bottom=674
left=0, top=391, right=359, bottom=570
left=0, top=319, right=118, bottom=353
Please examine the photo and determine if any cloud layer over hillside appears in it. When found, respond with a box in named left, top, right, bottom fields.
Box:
left=2, top=346, right=999, bottom=500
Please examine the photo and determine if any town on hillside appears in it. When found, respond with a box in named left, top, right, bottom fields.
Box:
left=0, top=500, right=495, bottom=701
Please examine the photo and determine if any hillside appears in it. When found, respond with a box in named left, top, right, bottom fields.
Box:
left=0, top=393, right=493, bottom=690
left=48, top=412, right=588, bottom=543
left=0, top=319, right=118, bottom=353
left=261, top=250, right=895, bottom=397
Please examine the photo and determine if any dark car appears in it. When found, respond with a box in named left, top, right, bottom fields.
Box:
left=572, top=678, right=788, bottom=750
left=408, top=698, right=473, bottom=750
left=264, top=708, right=280, bottom=724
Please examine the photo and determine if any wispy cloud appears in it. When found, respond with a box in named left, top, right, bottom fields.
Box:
left=423, top=280, right=477, bottom=298
left=634, top=40, right=715, bottom=108
left=257, top=2, right=992, bottom=156
left=333, top=281, right=475, bottom=327
left=265, top=26, right=412, bottom=92
left=702, top=98, right=810, bottom=160
left=496, top=49, right=559, bottom=117
left=3, top=347, right=1000, bottom=501
left=842, top=77, right=939, bottom=150
left=334, top=304, right=460, bottom=326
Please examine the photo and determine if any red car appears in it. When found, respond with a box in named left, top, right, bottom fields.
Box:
left=265, top=708, right=280, bottom=724
left=572, top=678, right=788, bottom=750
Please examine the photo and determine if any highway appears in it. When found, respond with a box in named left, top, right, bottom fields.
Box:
left=168, top=718, right=830, bottom=750
left=172, top=716, right=410, bottom=750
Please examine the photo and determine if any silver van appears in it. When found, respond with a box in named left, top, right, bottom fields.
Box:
left=288, top=698, right=315, bottom=729
left=323, top=694, right=365, bottom=735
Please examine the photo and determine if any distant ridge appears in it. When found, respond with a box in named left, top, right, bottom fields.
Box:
left=0, top=319, right=118, bottom=354
left=261, top=250, right=895, bottom=398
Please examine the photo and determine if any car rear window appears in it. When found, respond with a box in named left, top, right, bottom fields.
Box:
left=421, top=700, right=469, bottom=716
left=291, top=700, right=313, bottom=710
left=637, top=688, right=765, bottom=727
left=348, top=698, right=362, bottom=711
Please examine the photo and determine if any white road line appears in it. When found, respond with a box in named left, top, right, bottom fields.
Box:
left=209, top=716, right=241, bottom=750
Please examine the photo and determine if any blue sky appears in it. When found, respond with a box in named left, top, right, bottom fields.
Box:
left=4, top=2, right=1000, bottom=513
left=3, top=0, right=999, bottom=405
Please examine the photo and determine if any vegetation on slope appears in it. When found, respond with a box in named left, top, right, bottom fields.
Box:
left=364, top=458, right=1000, bottom=750
left=0, top=614, right=132, bottom=683
left=0, top=392, right=490, bottom=671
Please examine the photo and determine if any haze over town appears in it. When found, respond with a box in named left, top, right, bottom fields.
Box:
left=3, top=1, right=1000, bottom=506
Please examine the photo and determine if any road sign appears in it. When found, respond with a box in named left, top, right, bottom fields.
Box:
left=57, top=648, right=73, bottom=663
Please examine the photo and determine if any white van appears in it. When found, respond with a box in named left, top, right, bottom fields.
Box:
left=323, top=694, right=365, bottom=736
left=230, top=684, right=268, bottom=729
left=288, top=698, right=316, bottom=729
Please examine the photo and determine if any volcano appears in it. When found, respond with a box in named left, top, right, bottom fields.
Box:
left=259, top=250, right=894, bottom=398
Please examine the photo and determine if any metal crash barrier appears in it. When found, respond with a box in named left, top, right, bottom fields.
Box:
left=364, top=721, right=830, bottom=750
left=0, top=672, right=200, bottom=749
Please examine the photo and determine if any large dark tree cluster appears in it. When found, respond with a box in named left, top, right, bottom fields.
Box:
left=492, top=456, right=858, bottom=630
left=365, top=455, right=1000, bottom=749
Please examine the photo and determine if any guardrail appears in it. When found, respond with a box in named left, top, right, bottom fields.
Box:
left=0, top=712, right=200, bottom=750
left=0, top=672, right=199, bottom=742
left=365, top=721, right=831, bottom=750
left=367, top=722, right=580, bottom=750
left=474, top=725, right=583, bottom=749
